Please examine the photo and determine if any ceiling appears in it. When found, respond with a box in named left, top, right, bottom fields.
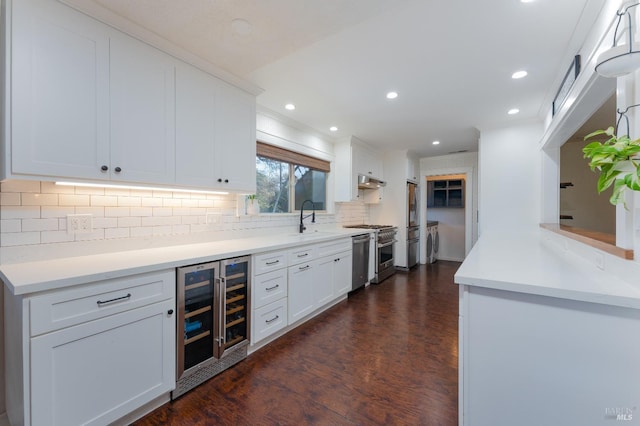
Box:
left=65, top=0, right=604, bottom=157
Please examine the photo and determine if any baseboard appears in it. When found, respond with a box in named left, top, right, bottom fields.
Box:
left=435, top=256, right=464, bottom=262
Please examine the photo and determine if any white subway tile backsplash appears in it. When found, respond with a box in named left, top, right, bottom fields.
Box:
left=59, top=194, right=90, bottom=206
left=0, top=193, right=21, bottom=206
left=117, top=196, right=142, bottom=207
left=41, top=206, right=75, bottom=218
left=0, top=180, right=365, bottom=249
left=22, top=219, right=59, bottom=232
left=90, top=195, right=118, bottom=207
left=1, top=206, right=40, bottom=220
left=0, top=219, right=21, bottom=233
left=1, top=180, right=40, bottom=193
left=21, top=193, right=58, bottom=206
left=105, top=228, right=130, bottom=239
left=41, top=230, right=75, bottom=244
left=105, top=207, right=131, bottom=217
left=2, top=232, right=40, bottom=246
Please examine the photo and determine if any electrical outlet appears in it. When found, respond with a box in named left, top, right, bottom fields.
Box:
left=67, top=214, right=93, bottom=234
left=206, top=213, right=222, bottom=225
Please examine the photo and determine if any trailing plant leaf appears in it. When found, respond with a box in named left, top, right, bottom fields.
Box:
left=583, top=127, right=640, bottom=206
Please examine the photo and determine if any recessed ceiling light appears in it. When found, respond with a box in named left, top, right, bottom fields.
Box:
left=508, top=108, right=520, bottom=115
left=432, top=141, right=440, bottom=145
left=512, top=70, right=528, bottom=79
left=330, top=126, right=338, bottom=132
left=231, top=18, right=252, bottom=35
left=386, top=91, right=398, bottom=99
left=520, top=0, right=535, bottom=3
left=285, top=103, right=296, bottom=111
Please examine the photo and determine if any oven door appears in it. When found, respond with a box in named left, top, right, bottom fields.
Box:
left=375, top=239, right=396, bottom=283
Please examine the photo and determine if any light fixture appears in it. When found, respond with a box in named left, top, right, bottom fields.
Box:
left=386, top=91, right=398, bottom=99
left=595, top=2, right=640, bottom=78
left=285, top=103, right=296, bottom=110
left=508, top=108, right=520, bottom=115
left=55, top=182, right=229, bottom=195
left=512, top=70, right=528, bottom=79
left=432, top=140, right=440, bottom=145
left=615, top=103, right=640, bottom=136
left=330, top=126, right=338, bottom=132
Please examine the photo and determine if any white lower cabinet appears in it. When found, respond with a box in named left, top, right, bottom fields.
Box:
left=333, top=251, right=353, bottom=297
left=252, top=298, right=288, bottom=343
left=287, top=260, right=318, bottom=324
left=30, top=300, right=175, bottom=426
left=5, top=270, right=176, bottom=426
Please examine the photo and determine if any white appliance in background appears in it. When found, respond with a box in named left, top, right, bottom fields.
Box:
left=426, top=221, right=439, bottom=264
left=407, top=181, right=419, bottom=268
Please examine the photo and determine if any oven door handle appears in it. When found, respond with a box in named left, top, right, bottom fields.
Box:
left=377, top=240, right=397, bottom=249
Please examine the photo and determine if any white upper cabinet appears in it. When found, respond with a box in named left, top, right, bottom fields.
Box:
left=215, top=80, right=257, bottom=192
left=175, top=63, right=217, bottom=188
left=334, top=137, right=384, bottom=202
left=175, top=63, right=256, bottom=192
left=5, top=0, right=256, bottom=192
left=109, top=33, right=176, bottom=184
left=10, top=0, right=110, bottom=180
left=407, top=155, right=420, bottom=181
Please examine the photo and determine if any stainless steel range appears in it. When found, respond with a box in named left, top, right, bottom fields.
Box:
left=344, top=225, right=398, bottom=284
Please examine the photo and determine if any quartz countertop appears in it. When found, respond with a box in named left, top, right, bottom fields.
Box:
left=1, top=228, right=371, bottom=296
left=454, top=230, right=640, bottom=310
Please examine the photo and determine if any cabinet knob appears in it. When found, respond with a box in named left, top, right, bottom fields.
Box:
left=101, top=165, right=108, bottom=172
left=217, top=178, right=222, bottom=183
left=224, top=179, right=229, bottom=183
left=114, top=167, right=122, bottom=173
left=167, top=309, right=174, bottom=316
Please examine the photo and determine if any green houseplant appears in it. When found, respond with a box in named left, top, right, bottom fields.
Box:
left=583, top=126, right=640, bottom=206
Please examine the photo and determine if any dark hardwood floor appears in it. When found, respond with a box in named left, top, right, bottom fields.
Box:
left=133, top=261, right=460, bottom=426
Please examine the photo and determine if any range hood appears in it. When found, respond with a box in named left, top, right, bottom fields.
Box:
left=358, top=174, right=386, bottom=189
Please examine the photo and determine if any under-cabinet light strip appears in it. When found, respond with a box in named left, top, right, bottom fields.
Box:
left=55, top=181, right=229, bottom=195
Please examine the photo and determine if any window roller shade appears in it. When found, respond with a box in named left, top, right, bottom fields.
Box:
left=257, top=142, right=330, bottom=172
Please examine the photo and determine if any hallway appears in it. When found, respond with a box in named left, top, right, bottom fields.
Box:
left=134, top=261, right=460, bottom=425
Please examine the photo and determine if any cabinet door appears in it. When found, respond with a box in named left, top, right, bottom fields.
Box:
left=175, top=63, right=217, bottom=188
left=333, top=251, right=353, bottom=297
left=30, top=300, right=175, bottom=426
left=288, top=262, right=316, bottom=324
left=110, top=33, right=176, bottom=184
left=11, top=0, right=110, bottom=180
left=215, top=81, right=257, bottom=192
left=315, top=256, right=335, bottom=307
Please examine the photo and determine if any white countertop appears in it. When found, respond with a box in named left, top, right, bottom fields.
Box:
left=454, top=230, right=640, bottom=310
left=1, top=228, right=371, bottom=296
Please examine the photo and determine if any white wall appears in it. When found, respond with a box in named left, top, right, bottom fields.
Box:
left=478, top=122, right=543, bottom=235
left=420, top=152, right=479, bottom=263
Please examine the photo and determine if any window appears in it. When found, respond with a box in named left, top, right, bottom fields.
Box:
left=255, top=142, right=329, bottom=213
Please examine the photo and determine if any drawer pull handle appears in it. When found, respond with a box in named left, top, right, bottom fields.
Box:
left=334, top=258, right=340, bottom=262
left=265, top=315, right=279, bottom=324
left=265, top=260, right=280, bottom=265
left=297, top=253, right=309, bottom=258
left=97, top=293, right=131, bottom=306
left=299, top=265, right=310, bottom=271
left=265, top=284, right=280, bottom=291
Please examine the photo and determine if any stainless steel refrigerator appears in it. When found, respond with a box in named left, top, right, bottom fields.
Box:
left=407, top=181, right=419, bottom=268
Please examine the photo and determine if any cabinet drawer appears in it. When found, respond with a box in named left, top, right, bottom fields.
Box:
left=253, top=269, right=288, bottom=309
left=252, top=298, right=288, bottom=343
left=317, top=238, right=352, bottom=258
left=30, top=270, right=175, bottom=336
left=288, top=245, right=317, bottom=265
left=253, top=251, right=287, bottom=275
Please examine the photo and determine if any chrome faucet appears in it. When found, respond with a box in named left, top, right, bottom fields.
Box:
left=299, top=199, right=316, bottom=233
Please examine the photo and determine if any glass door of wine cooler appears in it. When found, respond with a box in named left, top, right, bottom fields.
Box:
left=177, top=261, right=218, bottom=379
left=216, top=256, right=250, bottom=359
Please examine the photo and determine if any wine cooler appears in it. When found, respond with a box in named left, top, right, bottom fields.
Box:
left=173, top=256, right=250, bottom=399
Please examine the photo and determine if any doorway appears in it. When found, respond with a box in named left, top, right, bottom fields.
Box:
left=419, top=166, right=474, bottom=264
